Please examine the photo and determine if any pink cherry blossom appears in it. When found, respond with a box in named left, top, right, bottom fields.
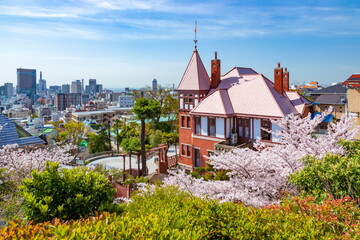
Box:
left=164, top=108, right=359, bottom=207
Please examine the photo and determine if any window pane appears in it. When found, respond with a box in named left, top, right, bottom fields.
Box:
left=245, top=127, right=249, bottom=138
left=239, top=126, right=243, bottom=137
left=209, top=118, right=216, bottom=136
left=195, top=117, right=201, bottom=134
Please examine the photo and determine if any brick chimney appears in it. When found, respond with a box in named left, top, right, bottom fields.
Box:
left=211, top=51, right=221, bottom=89
left=274, top=62, right=284, bottom=95
left=283, top=67, right=289, bottom=92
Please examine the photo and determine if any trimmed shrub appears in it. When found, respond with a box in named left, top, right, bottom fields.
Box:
left=20, top=162, right=121, bottom=223
left=1, top=187, right=359, bottom=239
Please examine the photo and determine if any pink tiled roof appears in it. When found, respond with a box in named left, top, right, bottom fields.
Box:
left=178, top=50, right=210, bottom=91
left=191, top=88, right=234, bottom=116
left=285, top=91, right=312, bottom=115
left=191, top=68, right=300, bottom=118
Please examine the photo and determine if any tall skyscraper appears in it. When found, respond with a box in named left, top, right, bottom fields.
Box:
left=71, top=80, right=82, bottom=94
left=152, top=78, right=158, bottom=91
left=4, top=83, right=13, bottom=99
left=89, top=79, right=97, bottom=94
left=17, top=68, right=36, bottom=102
left=61, top=84, right=70, bottom=94
left=38, top=71, right=47, bottom=92
left=68, top=93, right=82, bottom=107
left=96, top=84, right=103, bottom=93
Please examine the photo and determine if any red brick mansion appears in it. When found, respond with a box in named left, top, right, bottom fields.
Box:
left=177, top=47, right=312, bottom=170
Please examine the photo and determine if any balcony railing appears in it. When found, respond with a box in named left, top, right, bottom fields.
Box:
left=214, top=140, right=253, bottom=154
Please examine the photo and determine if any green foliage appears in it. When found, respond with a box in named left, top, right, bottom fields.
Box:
left=122, top=176, right=149, bottom=186
left=0, top=169, right=16, bottom=201
left=91, top=164, right=124, bottom=182
left=88, top=129, right=111, bottom=154
left=121, top=137, right=140, bottom=152
left=132, top=98, right=161, bottom=121
left=20, top=162, right=120, bottom=223
left=55, top=121, right=85, bottom=145
left=0, top=169, right=24, bottom=223
left=1, top=187, right=360, bottom=239
left=290, top=141, right=360, bottom=202
left=190, top=165, right=230, bottom=181
left=149, top=130, right=163, bottom=148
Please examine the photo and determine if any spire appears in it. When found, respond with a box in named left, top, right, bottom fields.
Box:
left=178, top=50, right=210, bottom=91
left=194, top=20, right=198, bottom=51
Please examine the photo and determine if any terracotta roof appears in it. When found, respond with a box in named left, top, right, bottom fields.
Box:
left=178, top=50, right=210, bottom=91
left=309, top=81, right=318, bottom=85
left=343, top=74, right=360, bottom=87
left=191, top=68, right=300, bottom=118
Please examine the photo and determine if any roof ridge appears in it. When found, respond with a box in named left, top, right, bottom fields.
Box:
left=260, top=74, right=287, bottom=117
left=219, top=88, right=235, bottom=114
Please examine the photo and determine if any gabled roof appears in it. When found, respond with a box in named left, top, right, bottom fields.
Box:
left=191, top=68, right=300, bottom=118
left=286, top=91, right=312, bottom=115
left=310, top=83, right=347, bottom=95
left=343, top=74, right=360, bottom=87
left=178, top=50, right=210, bottom=91
left=0, top=114, right=45, bottom=147
left=191, top=88, right=234, bottom=116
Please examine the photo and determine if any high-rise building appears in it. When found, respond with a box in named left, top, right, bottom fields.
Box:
left=4, top=83, right=13, bottom=99
left=61, top=84, right=70, bottom=94
left=56, top=93, right=68, bottom=111
left=49, top=85, right=61, bottom=94
left=152, top=78, right=158, bottom=91
left=96, top=84, right=103, bottom=93
left=89, top=79, right=97, bottom=94
left=38, top=71, right=47, bottom=92
left=68, top=93, right=82, bottom=107
left=71, top=80, right=82, bottom=94
left=17, top=68, right=36, bottom=102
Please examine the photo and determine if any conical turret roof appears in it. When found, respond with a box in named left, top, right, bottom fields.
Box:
left=178, top=50, right=210, bottom=91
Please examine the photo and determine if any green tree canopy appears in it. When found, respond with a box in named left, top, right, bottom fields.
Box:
left=132, top=98, right=162, bottom=176
left=290, top=140, right=360, bottom=203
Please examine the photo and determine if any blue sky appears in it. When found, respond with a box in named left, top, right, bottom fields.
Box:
left=0, top=0, right=359, bottom=89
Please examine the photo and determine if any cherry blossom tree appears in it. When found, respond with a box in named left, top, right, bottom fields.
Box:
left=164, top=109, right=359, bottom=207
left=0, top=126, right=76, bottom=181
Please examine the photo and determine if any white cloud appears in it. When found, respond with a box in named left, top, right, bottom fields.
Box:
left=0, top=23, right=103, bottom=40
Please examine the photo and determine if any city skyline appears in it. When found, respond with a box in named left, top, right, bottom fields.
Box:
left=0, top=0, right=359, bottom=88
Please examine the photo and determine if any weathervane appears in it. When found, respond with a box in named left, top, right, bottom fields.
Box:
left=194, top=20, right=198, bottom=50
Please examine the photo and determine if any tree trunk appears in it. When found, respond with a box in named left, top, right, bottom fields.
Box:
left=141, top=119, right=146, bottom=176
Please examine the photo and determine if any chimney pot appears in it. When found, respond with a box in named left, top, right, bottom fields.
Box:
left=215, top=51, right=218, bottom=59
left=274, top=63, right=284, bottom=94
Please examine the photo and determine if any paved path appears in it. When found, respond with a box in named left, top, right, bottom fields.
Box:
left=87, top=146, right=177, bottom=174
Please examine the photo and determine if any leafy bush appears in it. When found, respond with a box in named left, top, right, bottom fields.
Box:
left=0, top=169, right=24, bottom=223
left=20, top=162, right=121, bottom=223
left=1, top=187, right=360, bottom=239
left=290, top=153, right=360, bottom=202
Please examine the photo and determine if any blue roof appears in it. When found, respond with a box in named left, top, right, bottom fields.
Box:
left=323, top=114, right=334, bottom=123
left=0, top=114, right=45, bottom=147
left=310, top=112, right=334, bottom=122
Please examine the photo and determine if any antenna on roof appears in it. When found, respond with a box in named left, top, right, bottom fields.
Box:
left=194, top=20, right=198, bottom=50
